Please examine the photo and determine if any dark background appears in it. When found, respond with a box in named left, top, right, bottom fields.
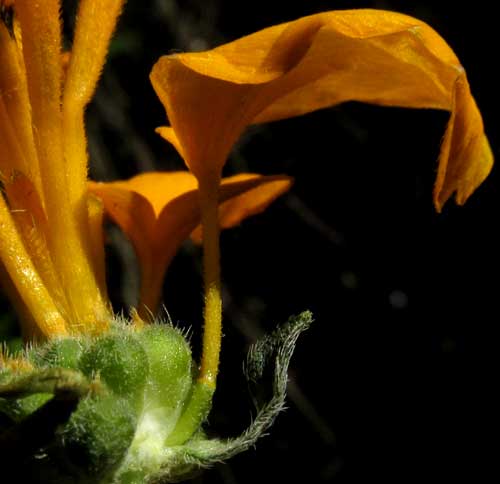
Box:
left=2, top=1, right=498, bottom=482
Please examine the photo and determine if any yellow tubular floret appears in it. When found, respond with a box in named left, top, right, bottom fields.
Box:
left=0, top=96, right=27, bottom=175
left=4, top=173, right=70, bottom=321
left=0, top=195, right=67, bottom=338
left=62, top=0, right=125, bottom=228
left=0, top=20, right=41, bottom=192
left=15, top=0, right=110, bottom=333
left=60, top=0, right=125, bottom=326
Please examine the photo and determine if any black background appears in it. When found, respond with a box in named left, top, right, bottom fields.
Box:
left=3, top=1, right=499, bottom=482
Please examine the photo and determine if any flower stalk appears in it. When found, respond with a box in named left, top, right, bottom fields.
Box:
left=198, top=177, right=223, bottom=389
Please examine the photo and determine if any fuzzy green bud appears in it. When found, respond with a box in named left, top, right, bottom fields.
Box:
left=79, top=332, right=149, bottom=408
left=31, top=337, right=84, bottom=370
left=61, top=394, right=137, bottom=479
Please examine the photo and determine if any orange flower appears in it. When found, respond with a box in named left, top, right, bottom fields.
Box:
left=148, top=9, right=493, bottom=387
left=151, top=9, right=492, bottom=211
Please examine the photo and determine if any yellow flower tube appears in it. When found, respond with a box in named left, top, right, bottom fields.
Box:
left=0, top=0, right=125, bottom=336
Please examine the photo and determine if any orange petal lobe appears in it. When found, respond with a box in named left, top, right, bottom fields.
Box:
left=88, top=180, right=158, bottom=312
left=91, top=172, right=292, bottom=315
left=434, top=76, right=493, bottom=211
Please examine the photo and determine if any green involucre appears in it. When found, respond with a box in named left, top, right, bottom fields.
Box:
left=0, top=312, right=313, bottom=483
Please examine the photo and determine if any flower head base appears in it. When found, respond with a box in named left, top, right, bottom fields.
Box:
left=0, top=312, right=313, bottom=481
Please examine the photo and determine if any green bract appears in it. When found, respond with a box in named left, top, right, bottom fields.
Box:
left=0, top=312, right=312, bottom=483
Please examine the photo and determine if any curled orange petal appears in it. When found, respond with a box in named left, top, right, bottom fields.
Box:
left=150, top=9, right=492, bottom=210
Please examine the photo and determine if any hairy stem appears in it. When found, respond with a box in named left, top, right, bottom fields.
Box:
left=197, top=177, right=222, bottom=389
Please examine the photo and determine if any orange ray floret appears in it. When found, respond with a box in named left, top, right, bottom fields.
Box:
left=150, top=9, right=493, bottom=212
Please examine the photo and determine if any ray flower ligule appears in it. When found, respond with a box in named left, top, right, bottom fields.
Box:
left=151, top=9, right=493, bottom=211
left=148, top=8, right=493, bottom=390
